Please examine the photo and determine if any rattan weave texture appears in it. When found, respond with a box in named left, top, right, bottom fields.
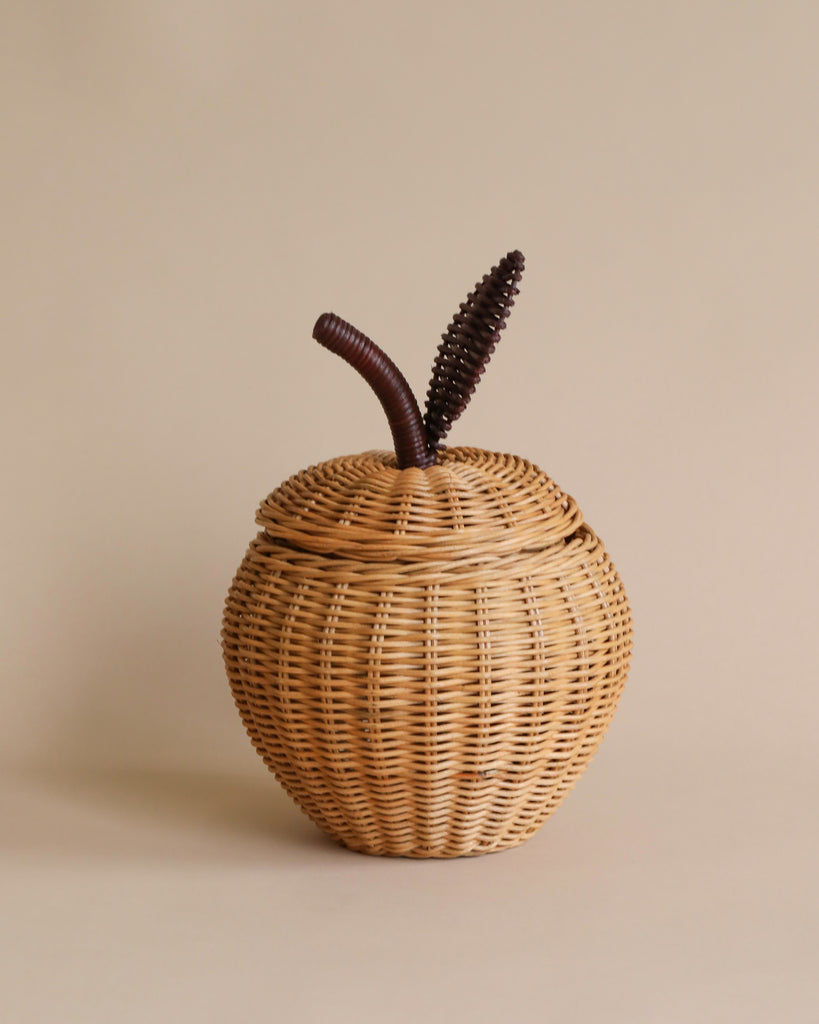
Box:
left=222, top=447, right=632, bottom=857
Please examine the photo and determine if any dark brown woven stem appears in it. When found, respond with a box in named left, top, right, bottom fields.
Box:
left=424, top=249, right=525, bottom=451
left=312, top=313, right=435, bottom=470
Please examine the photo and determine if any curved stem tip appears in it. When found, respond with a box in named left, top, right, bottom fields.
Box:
left=312, top=313, right=435, bottom=470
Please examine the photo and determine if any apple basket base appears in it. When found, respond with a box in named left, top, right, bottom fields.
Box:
left=221, top=448, right=632, bottom=858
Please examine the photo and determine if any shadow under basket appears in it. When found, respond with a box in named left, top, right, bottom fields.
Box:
left=222, top=447, right=633, bottom=858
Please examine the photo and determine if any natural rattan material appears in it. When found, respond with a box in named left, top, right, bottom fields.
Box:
left=222, top=447, right=632, bottom=858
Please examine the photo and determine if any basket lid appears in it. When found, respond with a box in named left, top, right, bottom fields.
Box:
left=256, top=447, right=583, bottom=562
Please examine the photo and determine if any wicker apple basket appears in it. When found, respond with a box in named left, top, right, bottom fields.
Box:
left=222, top=252, right=633, bottom=857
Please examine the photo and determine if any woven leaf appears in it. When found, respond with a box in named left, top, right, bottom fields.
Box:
left=424, top=250, right=525, bottom=450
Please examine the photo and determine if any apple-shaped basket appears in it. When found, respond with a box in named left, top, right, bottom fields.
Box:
left=222, top=252, right=633, bottom=857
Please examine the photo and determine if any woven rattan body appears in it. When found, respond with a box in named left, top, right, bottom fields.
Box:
left=222, top=447, right=632, bottom=857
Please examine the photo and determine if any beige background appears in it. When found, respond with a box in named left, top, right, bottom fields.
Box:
left=2, top=2, right=818, bottom=1021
